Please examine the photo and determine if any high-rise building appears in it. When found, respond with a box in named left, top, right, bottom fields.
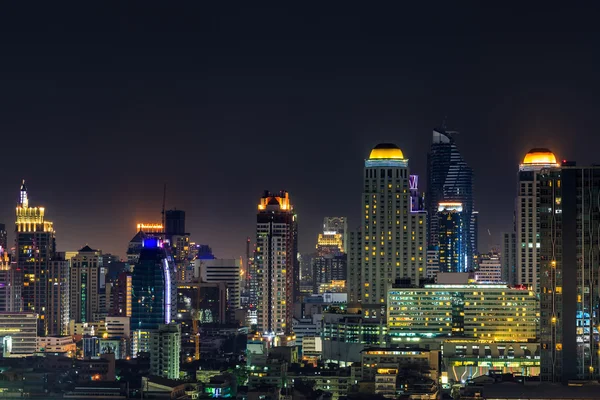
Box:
left=131, top=238, right=176, bottom=332
left=437, top=202, right=465, bottom=273
left=0, top=248, right=18, bottom=312
left=409, top=175, right=426, bottom=212
left=126, top=223, right=163, bottom=268
left=165, top=210, right=185, bottom=238
left=474, top=252, right=502, bottom=283
left=426, top=128, right=476, bottom=269
left=14, top=181, right=55, bottom=335
left=0, top=223, right=7, bottom=250
left=150, top=323, right=181, bottom=379
left=516, top=149, right=559, bottom=291
left=501, top=232, right=517, bottom=285
left=426, top=247, right=439, bottom=280
left=254, top=191, right=298, bottom=337
left=69, top=245, right=102, bottom=323
left=323, top=217, right=348, bottom=253
left=47, top=255, right=70, bottom=335
left=539, top=163, right=600, bottom=382
left=348, top=143, right=427, bottom=304
left=165, top=209, right=190, bottom=284
left=195, top=258, right=241, bottom=322
left=109, top=271, right=132, bottom=317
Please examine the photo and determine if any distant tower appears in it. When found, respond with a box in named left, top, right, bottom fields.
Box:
left=255, top=191, right=298, bottom=338
left=323, top=217, right=348, bottom=253
left=131, top=238, right=176, bottom=354
left=426, top=129, right=476, bottom=269
left=69, top=245, right=103, bottom=323
left=516, top=149, right=559, bottom=291
left=437, top=202, right=465, bottom=273
left=15, top=180, right=56, bottom=335
left=348, top=143, right=427, bottom=304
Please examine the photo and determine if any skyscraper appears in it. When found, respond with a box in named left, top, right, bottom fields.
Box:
left=14, top=181, right=55, bottom=335
left=0, top=223, right=7, bottom=250
left=165, top=209, right=185, bottom=238
left=131, top=238, right=177, bottom=330
left=254, top=191, right=298, bottom=338
left=426, top=128, right=476, bottom=269
left=323, top=217, right=348, bottom=253
left=165, top=210, right=190, bottom=283
left=501, top=232, right=517, bottom=285
left=69, top=245, right=102, bottom=323
left=47, top=255, right=70, bottom=335
left=539, top=163, right=600, bottom=382
left=0, top=247, right=18, bottom=312
left=437, top=202, right=465, bottom=273
left=515, top=149, right=559, bottom=291
left=131, top=238, right=177, bottom=354
left=348, top=143, right=426, bottom=304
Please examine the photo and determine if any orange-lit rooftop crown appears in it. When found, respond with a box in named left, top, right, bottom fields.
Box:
left=522, top=148, right=558, bottom=165
left=369, top=143, right=405, bottom=159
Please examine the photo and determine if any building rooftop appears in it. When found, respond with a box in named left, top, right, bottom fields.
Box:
left=369, top=143, right=404, bottom=160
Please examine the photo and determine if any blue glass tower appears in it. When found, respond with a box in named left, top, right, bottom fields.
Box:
left=131, top=239, right=177, bottom=331
left=426, top=128, right=476, bottom=269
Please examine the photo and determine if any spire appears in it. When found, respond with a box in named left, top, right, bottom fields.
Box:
left=19, top=179, right=28, bottom=208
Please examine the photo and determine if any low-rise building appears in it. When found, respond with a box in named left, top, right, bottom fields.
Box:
left=0, top=312, right=37, bottom=356
left=388, top=284, right=538, bottom=341
left=37, top=336, right=76, bottom=355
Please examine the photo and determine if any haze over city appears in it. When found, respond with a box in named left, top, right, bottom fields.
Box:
left=0, top=4, right=598, bottom=257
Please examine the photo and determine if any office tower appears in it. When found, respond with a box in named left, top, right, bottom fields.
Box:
left=165, top=209, right=190, bottom=283
left=312, top=222, right=347, bottom=293
left=388, top=283, right=538, bottom=341
left=0, top=312, right=37, bottom=356
left=131, top=238, right=176, bottom=345
left=437, top=202, right=465, bottom=273
left=255, top=190, right=298, bottom=337
left=323, top=217, right=348, bottom=253
left=348, top=144, right=427, bottom=304
left=69, top=245, right=102, bottom=323
left=15, top=181, right=55, bottom=335
left=501, top=232, right=517, bottom=285
left=195, top=258, right=241, bottom=322
left=165, top=209, right=185, bottom=238
left=539, top=164, right=600, bottom=382
left=47, top=256, right=70, bottom=335
left=475, top=252, right=502, bottom=283
left=110, top=271, right=132, bottom=317
left=0, top=224, right=6, bottom=250
left=426, top=128, right=476, bottom=269
left=150, top=323, right=181, bottom=379
left=516, top=149, right=559, bottom=291
left=0, top=248, right=18, bottom=312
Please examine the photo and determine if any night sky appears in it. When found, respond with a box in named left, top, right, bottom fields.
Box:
left=0, top=4, right=598, bottom=259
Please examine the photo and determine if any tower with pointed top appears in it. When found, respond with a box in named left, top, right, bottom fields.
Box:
left=15, top=180, right=56, bottom=335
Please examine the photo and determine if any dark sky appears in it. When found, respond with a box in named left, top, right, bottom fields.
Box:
left=0, top=4, right=599, bottom=258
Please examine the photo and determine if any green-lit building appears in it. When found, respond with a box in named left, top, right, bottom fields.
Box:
left=388, top=284, right=538, bottom=342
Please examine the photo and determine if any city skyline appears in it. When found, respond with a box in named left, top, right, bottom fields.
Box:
left=0, top=4, right=598, bottom=262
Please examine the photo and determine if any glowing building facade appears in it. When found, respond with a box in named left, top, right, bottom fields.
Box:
left=14, top=181, right=55, bottom=335
left=437, top=202, right=465, bottom=273
left=348, top=143, right=426, bottom=305
left=516, top=149, right=559, bottom=291
left=255, top=191, right=298, bottom=337
left=387, top=284, right=538, bottom=342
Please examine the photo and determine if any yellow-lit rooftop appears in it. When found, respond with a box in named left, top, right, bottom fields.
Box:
left=369, top=143, right=404, bottom=160
left=522, top=148, right=558, bottom=165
